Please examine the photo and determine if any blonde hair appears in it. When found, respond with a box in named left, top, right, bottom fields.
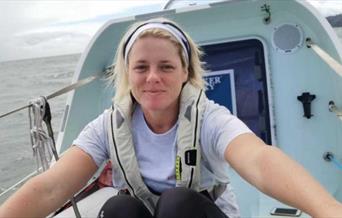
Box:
left=110, top=18, right=206, bottom=101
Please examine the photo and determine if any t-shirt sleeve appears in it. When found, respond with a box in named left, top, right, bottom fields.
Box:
left=72, top=110, right=110, bottom=167
left=201, top=100, right=252, bottom=162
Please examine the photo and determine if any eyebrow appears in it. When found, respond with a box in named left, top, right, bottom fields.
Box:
left=159, top=60, right=173, bottom=64
left=131, top=60, right=174, bottom=64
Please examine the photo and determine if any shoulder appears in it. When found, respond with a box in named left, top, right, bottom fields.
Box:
left=88, top=109, right=111, bottom=129
left=72, top=109, right=112, bottom=167
left=201, top=100, right=252, bottom=159
left=203, top=99, right=234, bottom=124
left=74, top=109, right=113, bottom=145
left=203, top=99, right=251, bottom=131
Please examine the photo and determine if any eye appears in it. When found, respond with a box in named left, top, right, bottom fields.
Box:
left=160, top=64, right=175, bottom=72
left=133, top=65, right=148, bottom=73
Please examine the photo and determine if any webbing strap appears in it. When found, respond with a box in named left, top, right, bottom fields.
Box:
left=306, top=39, right=342, bottom=77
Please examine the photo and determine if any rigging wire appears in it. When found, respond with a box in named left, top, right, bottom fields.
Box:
left=0, top=64, right=114, bottom=119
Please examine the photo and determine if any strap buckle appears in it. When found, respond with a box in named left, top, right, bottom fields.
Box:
left=185, top=149, right=197, bottom=166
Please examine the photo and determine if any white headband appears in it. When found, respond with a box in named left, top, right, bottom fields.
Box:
left=123, top=22, right=190, bottom=65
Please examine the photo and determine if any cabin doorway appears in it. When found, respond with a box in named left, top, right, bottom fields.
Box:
left=202, top=39, right=272, bottom=144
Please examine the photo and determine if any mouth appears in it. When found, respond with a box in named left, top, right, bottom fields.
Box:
left=143, top=90, right=166, bottom=97
left=143, top=89, right=166, bottom=93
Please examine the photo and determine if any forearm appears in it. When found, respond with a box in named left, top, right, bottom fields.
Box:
left=226, top=134, right=342, bottom=217
left=255, top=146, right=340, bottom=217
left=0, top=174, right=68, bottom=218
left=0, top=147, right=97, bottom=218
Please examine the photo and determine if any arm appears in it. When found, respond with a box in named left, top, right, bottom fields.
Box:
left=225, top=133, right=342, bottom=217
left=0, top=146, right=98, bottom=218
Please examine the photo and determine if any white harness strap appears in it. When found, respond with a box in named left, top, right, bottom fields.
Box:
left=175, top=83, right=206, bottom=190
left=107, top=83, right=207, bottom=213
left=107, top=94, right=158, bottom=213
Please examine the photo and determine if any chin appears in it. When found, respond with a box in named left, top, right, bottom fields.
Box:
left=143, top=101, right=170, bottom=112
left=144, top=104, right=166, bottom=111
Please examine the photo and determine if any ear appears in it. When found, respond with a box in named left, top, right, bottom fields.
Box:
left=182, top=68, right=189, bottom=83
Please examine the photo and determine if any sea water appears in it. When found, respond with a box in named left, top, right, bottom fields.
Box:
left=0, top=54, right=79, bottom=203
left=1, top=28, right=342, bottom=203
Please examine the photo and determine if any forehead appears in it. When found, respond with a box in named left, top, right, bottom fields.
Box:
left=137, top=29, right=180, bottom=46
left=129, top=36, right=180, bottom=58
left=134, top=35, right=177, bottom=47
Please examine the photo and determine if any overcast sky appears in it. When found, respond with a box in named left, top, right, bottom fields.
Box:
left=0, top=0, right=341, bottom=62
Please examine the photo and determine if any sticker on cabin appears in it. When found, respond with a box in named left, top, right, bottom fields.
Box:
left=204, top=69, right=237, bottom=115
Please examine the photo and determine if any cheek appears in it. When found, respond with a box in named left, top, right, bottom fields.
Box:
left=128, top=71, right=140, bottom=87
left=127, top=73, right=143, bottom=98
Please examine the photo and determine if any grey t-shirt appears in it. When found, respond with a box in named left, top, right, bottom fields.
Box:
left=73, top=100, right=252, bottom=217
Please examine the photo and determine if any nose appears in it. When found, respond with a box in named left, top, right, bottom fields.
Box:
left=146, top=67, right=161, bottom=83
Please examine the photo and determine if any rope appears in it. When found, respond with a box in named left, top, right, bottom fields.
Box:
left=325, top=152, right=342, bottom=172
left=28, top=96, right=82, bottom=218
left=28, top=97, right=53, bottom=172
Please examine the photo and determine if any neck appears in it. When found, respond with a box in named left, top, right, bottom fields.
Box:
left=142, top=107, right=179, bottom=134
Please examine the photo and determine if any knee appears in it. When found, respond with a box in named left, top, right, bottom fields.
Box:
left=156, top=188, right=227, bottom=218
left=159, top=187, right=199, bottom=205
left=98, top=195, right=152, bottom=218
left=156, top=187, right=203, bottom=216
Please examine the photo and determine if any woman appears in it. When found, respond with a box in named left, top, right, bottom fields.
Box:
left=1, top=18, right=342, bottom=218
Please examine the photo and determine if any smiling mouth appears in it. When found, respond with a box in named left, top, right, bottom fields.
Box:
left=144, top=90, right=165, bottom=93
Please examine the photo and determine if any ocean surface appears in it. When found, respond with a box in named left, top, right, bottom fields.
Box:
left=0, top=27, right=342, bottom=204
left=0, top=54, right=80, bottom=203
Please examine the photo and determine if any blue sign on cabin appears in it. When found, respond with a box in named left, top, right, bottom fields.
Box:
left=204, top=70, right=237, bottom=115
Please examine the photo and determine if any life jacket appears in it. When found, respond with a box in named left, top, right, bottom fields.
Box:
left=107, top=82, right=221, bottom=213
